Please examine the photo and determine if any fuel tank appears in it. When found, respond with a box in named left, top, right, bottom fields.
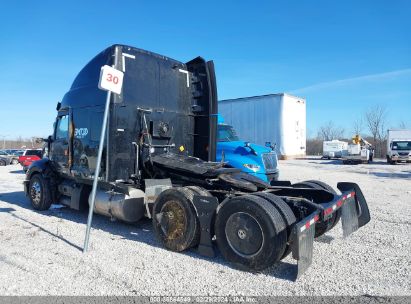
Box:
left=89, top=187, right=145, bottom=223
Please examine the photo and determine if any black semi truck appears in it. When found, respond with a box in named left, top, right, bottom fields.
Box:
left=24, top=45, right=370, bottom=276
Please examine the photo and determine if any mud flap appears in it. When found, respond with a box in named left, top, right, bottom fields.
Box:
left=337, top=182, right=371, bottom=228
left=291, top=211, right=318, bottom=278
left=341, top=196, right=359, bottom=237
left=192, top=195, right=219, bottom=258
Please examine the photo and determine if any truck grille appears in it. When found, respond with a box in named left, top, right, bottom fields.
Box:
left=399, top=152, right=409, bottom=156
left=262, top=153, right=278, bottom=171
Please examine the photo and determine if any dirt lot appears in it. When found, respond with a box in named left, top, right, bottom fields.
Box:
left=0, top=159, right=410, bottom=296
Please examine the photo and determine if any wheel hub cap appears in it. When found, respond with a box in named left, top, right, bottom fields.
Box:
left=225, top=212, right=264, bottom=257
left=30, top=181, right=41, bottom=204
left=158, top=200, right=187, bottom=240
left=238, top=229, right=246, bottom=239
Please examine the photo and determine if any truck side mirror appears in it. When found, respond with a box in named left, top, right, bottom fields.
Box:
left=265, top=141, right=276, bottom=151
left=36, top=136, right=53, bottom=144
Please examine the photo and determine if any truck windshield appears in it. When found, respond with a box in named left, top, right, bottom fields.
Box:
left=392, top=141, right=411, bottom=150
left=217, top=125, right=240, bottom=142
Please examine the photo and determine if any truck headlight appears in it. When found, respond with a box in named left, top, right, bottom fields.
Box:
left=243, top=164, right=260, bottom=172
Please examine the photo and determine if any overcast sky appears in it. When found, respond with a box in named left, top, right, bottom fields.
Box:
left=0, top=0, right=410, bottom=139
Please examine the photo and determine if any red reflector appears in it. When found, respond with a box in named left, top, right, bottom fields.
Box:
left=314, top=215, right=319, bottom=222
left=337, top=200, right=343, bottom=207
left=305, top=222, right=310, bottom=229
left=324, top=208, right=333, bottom=215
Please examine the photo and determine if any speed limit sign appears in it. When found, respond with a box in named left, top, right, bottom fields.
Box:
left=98, top=65, right=124, bottom=94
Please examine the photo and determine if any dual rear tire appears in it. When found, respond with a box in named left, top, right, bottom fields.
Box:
left=292, top=180, right=340, bottom=237
left=152, top=187, right=294, bottom=271
left=215, top=194, right=291, bottom=271
left=152, top=186, right=212, bottom=252
left=152, top=187, right=201, bottom=252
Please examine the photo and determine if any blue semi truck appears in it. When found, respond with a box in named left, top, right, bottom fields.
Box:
left=216, top=116, right=279, bottom=183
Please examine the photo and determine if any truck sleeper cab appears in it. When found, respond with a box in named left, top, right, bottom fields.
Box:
left=24, top=45, right=370, bottom=278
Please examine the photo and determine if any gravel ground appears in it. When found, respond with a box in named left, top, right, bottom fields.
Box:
left=0, top=159, right=410, bottom=296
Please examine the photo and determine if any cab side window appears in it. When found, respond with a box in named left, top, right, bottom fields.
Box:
left=55, top=115, right=69, bottom=140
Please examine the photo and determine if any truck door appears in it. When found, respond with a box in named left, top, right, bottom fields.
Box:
left=51, top=113, right=70, bottom=175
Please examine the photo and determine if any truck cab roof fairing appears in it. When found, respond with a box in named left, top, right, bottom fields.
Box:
left=61, top=45, right=187, bottom=110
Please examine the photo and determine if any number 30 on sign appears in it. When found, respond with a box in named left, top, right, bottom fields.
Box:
left=98, top=65, right=124, bottom=95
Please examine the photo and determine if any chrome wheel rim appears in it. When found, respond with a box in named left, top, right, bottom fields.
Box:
left=30, top=181, right=41, bottom=205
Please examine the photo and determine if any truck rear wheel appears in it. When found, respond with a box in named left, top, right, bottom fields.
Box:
left=184, top=186, right=215, bottom=237
left=292, top=181, right=339, bottom=237
left=152, top=188, right=200, bottom=252
left=252, top=192, right=296, bottom=259
left=215, top=195, right=287, bottom=271
left=29, top=174, right=53, bottom=211
left=305, top=180, right=341, bottom=230
left=184, top=186, right=211, bottom=198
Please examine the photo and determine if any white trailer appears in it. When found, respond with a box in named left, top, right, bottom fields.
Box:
left=386, top=129, right=411, bottom=164
left=219, top=93, right=306, bottom=159
left=322, top=140, right=348, bottom=159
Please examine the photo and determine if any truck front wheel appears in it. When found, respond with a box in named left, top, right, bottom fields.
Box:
left=29, top=174, right=53, bottom=211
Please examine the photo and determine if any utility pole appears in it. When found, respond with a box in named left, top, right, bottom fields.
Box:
left=0, top=134, right=8, bottom=150
left=83, top=46, right=124, bottom=253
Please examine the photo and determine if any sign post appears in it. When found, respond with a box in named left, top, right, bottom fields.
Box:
left=83, top=54, right=124, bottom=253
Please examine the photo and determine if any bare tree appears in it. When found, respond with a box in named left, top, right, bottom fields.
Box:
left=317, top=121, right=345, bottom=141
left=16, top=136, right=23, bottom=149
left=353, top=116, right=363, bottom=136
left=365, top=105, right=387, bottom=157
left=399, top=121, right=408, bottom=129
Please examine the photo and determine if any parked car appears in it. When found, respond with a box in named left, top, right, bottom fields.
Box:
left=18, top=149, right=43, bottom=171
left=0, top=156, right=11, bottom=166
left=7, top=149, right=24, bottom=156
left=0, top=150, right=19, bottom=164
